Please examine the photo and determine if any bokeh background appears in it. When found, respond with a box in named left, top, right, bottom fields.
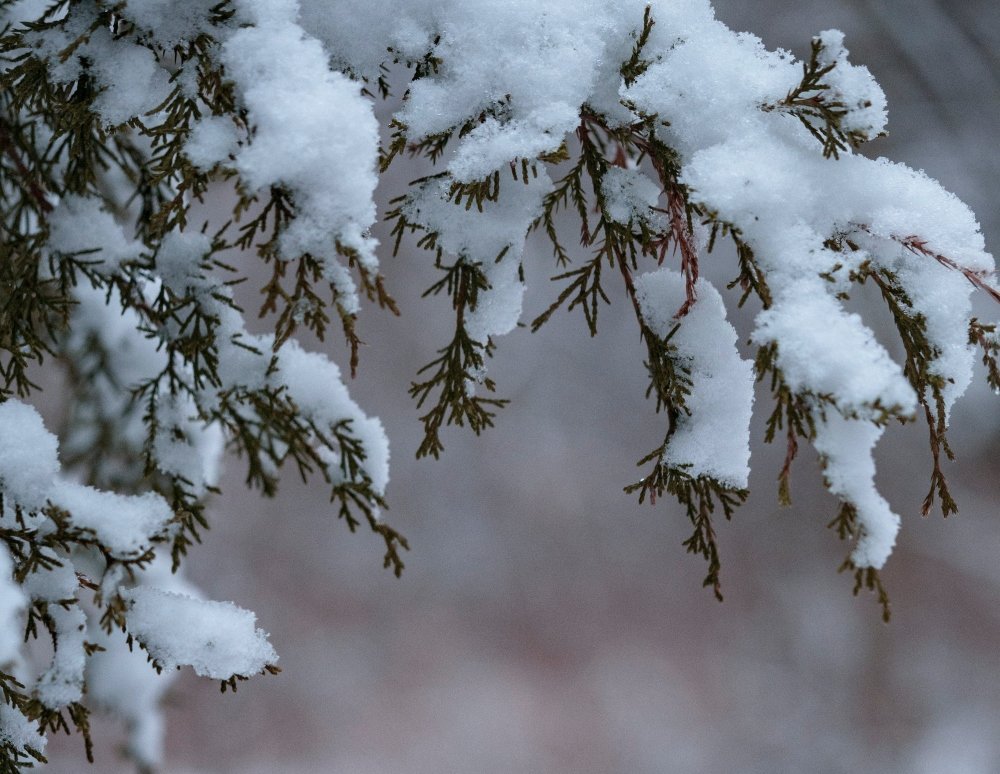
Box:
left=46, top=1, right=1000, bottom=771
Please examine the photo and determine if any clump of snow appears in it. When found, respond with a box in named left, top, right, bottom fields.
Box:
left=0, top=400, right=60, bottom=511
left=152, top=394, right=225, bottom=497
left=0, top=546, right=26, bottom=667
left=122, top=0, right=221, bottom=47
left=402, top=173, right=552, bottom=345
left=47, top=195, right=143, bottom=273
left=274, top=339, right=390, bottom=494
left=35, top=604, right=88, bottom=708
left=635, top=270, right=754, bottom=488
left=0, top=703, right=46, bottom=759
left=87, top=626, right=173, bottom=767
left=21, top=561, right=77, bottom=603
left=814, top=412, right=899, bottom=568
left=393, top=0, right=629, bottom=180
left=155, top=229, right=212, bottom=294
left=87, top=30, right=172, bottom=126
left=753, top=285, right=917, bottom=419
left=184, top=116, right=242, bottom=171
left=87, top=555, right=201, bottom=769
left=50, top=481, right=174, bottom=559
left=222, top=0, right=381, bottom=289
left=0, top=400, right=172, bottom=559
left=601, top=167, right=663, bottom=226
left=28, top=5, right=172, bottom=127
left=123, top=586, right=277, bottom=680
left=814, top=29, right=888, bottom=141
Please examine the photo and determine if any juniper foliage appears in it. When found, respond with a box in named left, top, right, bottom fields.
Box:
left=0, top=0, right=996, bottom=770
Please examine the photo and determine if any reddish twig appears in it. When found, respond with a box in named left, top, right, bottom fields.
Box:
left=580, top=110, right=700, bottom=318
left=897, top=235, right=1000, bottom=305
left=652, top=185, right=699, bottom=317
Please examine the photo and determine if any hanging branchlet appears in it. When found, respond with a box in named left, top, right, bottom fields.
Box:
left=625, top=450, right=747, bottom=600
left=625, top=325, right=747, bottom=601
left=532, top=108, right=699, bottom=333
left=409, top=259, right=508, bottom=459
left=828, top=503, right=892, bottom=622
left=701, top=214, right=773, bottom=309
left=970, top=318, right=1000, bottom=392
left=229, top=184, right=398, bottom=373
left=755, top=342, right=817, bottom=506
left=322, top=418, right=409, bottom=575
left=526, top=101, right=755, bottom=600
left=851, top=258, right=957, bottom=516
left=530, top=147, right=587, bottom=267
left=620, top=5, right=655, bottom=88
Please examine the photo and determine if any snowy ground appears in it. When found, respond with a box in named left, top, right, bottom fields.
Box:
left=44, top=1, right=1000, bottom=771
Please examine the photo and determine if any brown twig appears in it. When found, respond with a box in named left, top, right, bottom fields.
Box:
left=898, top=234, right=1000, bottom=305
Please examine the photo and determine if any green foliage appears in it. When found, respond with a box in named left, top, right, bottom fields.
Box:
left=828, top=503, right=891, bottom=622
left=970, top=318, right=1000, bottom=392
left=857, top=264, right=956, bottom=516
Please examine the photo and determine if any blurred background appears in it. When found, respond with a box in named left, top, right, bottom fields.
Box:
left=46, top=1, right=1000, bottom=771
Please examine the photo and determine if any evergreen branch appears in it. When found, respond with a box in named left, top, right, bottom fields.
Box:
left=762, top=36, right=872, bottom=159
left=620, top=5, right=655, bottom=88
left=531, top=250, right=610, bottom=335
left=409, top=261, right=508, bottom=459
left=854, top=263, right=957, bottom=516
left=702, top=216, right=773, bottom=309
left=896, top=234, right=1000, bottom=306
left=969, top=318, right=1000, bottom=392
left=828, top=503, right=892, bottom=622
left=625, top=450, right=747, bottom=601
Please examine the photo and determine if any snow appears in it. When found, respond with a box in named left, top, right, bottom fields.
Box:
left=121, top=0, right=221, bottom=47
left=35, top=604, right=88, bottom=708
left=21, top=561, right=77, bottom=603
left=274, top=340, right=390, bottom=494
left=152, top=394, right=225, bottom=497
left=0, top=546, right=26, bottom=667
left=87, top=556, right=202, bottom=768
left=391, top=0, right=629, bottom=180
left=155, top=230, right=212, bottom=292
left=753, top=284, right=917, bottom=418
left=222, top=1, right=381, bottom=284
left=0, top=703, right=46, bottom=758
left=813, top=30, right=888, bottom=141
left=50, top=481, right=174, bottom=559
left=402, top=173, right=553, bottom=344
left=184, top=116, right=241, bottom=172
left=813, top=412, right=900, bottom=568
left=123, top=586, right=277, bottom=680
left=47, top=195, right=144, bottom=272
left=0, top=400, right=60, bottom=511
left=87, top=31, right=173, bottom=126
left=87, top=627, right=172, bottom=767
left=601, top=167, right=663, bottom=227
left=635, top=270, right=755, bottom=488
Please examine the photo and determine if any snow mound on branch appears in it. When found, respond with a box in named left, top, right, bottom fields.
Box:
left=123, top=586, right=277, bottom=680
left=635, top=270, right=754, bottom=489
left=223, top=0, right=381, bottom=310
